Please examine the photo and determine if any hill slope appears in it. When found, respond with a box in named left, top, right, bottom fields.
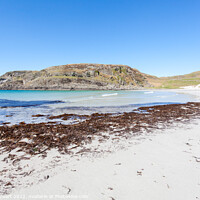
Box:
left=0, top=64, right=152, bottom=90
left=147, top=71, right=200, bottom=89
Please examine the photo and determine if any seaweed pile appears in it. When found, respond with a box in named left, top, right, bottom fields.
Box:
left=1, top=102, right=200, bottom=156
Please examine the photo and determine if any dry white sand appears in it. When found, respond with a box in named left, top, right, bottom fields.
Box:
left=1, top=89, right=200, bottom=200
left=177, top=89, right=200, bottom=102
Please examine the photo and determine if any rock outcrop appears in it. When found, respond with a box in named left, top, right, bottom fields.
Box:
left=0, top=64, right=152, bottom=90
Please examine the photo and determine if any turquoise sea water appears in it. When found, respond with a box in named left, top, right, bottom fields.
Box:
left=0, top=90, right=195, bottom=125
left=0, top=90, right=194, bottom=107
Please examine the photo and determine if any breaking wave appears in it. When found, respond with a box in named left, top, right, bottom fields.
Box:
left=102, top=93, right=118, bottom=97
left=144, top=91, right=154, bottom=94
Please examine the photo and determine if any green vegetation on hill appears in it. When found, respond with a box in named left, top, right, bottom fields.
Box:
left=158, top=78, right=200, bottom=89
left=0, top=63, right=199, bottom=90
left=0, top=64, right=150, bottom=90
left=147, top=71, right=200, bottom=89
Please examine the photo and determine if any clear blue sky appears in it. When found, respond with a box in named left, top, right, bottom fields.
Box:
left=0, top=0, right=199, bottom=77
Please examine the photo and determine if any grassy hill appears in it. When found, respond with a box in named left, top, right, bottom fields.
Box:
left=147, top=71, right=200, bottom=89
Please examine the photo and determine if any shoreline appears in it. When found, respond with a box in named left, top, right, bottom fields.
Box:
left=7, top=118, right=200, bottom=200
left=1, top=102, right=200, bottom=155
left=0, top=89, right=200, bottom=199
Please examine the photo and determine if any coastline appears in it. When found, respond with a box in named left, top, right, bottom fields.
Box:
left=9, top=119, right=200, bottom=200
left=0, top=89, right=200, bottom=199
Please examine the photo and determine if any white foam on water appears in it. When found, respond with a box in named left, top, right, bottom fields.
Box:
left=102, top=93, right=118, bottom=97
left=0, top=90, right=196, bottom=125
left=144, top=91, right=154, bottom=94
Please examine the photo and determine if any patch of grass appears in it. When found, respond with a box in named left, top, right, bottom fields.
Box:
left=157, top=78, right=200, bottom=89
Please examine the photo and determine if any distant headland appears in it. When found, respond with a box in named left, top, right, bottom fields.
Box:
left=0, top=63, right=199, bottom=90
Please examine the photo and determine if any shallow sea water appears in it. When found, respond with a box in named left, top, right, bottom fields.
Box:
left=0, top=90, right=195, bottom=125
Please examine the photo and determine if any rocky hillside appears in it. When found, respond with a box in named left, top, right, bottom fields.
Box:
left=0, top=64, right=152, bottom=90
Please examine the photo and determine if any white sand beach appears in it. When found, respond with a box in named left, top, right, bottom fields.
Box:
left=1, top=89, right=200, bottom=200
left=1, top=0, right=200, bottom=199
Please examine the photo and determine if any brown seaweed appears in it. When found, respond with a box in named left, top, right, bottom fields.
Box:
left=0, top=102, right=200, bottom=156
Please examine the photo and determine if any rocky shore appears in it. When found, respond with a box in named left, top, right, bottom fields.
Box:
left=0, top=64, right=152, bottom=90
